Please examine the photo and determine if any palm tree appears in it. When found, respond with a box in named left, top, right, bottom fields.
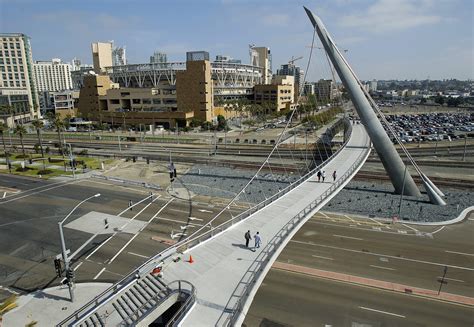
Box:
left=52, top=114, right=65, bottom=157
left=0, top=122, right=7, bottom=154
left=32, top=119, right=46, bottom=170
left=31, top=119, right=44, bottom=157
left=14, top=124, right=27, bottom=160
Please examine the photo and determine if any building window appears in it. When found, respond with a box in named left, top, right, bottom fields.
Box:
left=132, top=99, right=141, bottom=104
left=16, top=43, right=20, bottom=48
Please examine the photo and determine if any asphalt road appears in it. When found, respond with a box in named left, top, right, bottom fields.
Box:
left=244, top=268, right=474, bottom=327
left=245, top=211, right=474, bottom=326
left=0, top=174, right=244, bottom=296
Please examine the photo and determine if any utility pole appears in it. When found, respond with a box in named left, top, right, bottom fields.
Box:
left=437, top=266, right=448, bottom=295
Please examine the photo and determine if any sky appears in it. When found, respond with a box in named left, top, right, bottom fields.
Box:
left=0, top=0, right=473, bottom=81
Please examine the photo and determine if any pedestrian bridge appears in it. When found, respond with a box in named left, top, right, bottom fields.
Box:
left=59, top=122, right=371, bottom=326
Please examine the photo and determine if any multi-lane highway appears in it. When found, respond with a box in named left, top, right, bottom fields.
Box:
left=245, top=211, right=474, bottom=326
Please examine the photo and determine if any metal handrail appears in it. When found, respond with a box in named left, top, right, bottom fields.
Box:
left=225, top=129, right=371, bottom=325
left=59, top=119, right=352, bottom=326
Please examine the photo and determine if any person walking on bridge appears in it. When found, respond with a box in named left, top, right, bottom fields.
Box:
left=332, top=170, right=337, bottom=182
left=322, top=171, right=326, bottom=182
left=245, top=230, right=252, bottom=248
left=254, top=232, right=262, bottom=249
left=317, top=170, right=322, bottom=182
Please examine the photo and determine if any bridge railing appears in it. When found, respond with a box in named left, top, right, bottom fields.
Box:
left=224, top=129, right=371, bottom=326
left=59, top=119, right=353, bottom=326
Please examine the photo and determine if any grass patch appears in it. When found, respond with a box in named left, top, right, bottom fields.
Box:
left=0, top=295, right=17, bottom=317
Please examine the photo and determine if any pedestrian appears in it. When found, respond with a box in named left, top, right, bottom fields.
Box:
left=332, top=170, right=337, bottom=182
left=317, top=170, right=322, bottom=182
left=254, top=232, right=261, bottom=248
left=322, top=171, right=326, bottom=182
left=129, top=200, right=133, bottom=211
left=244, top=230, right=252, bottom=248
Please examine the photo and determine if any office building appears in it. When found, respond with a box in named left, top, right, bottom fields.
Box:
left=112, top=46, right=126, bottom=66
left=71, top=58, right=82, bottom=71
left=277, top=63, right=304, bottom=96
left=314, top=79, right=337, bottom=102
left=370, top=79, right=378, bottom=92
left=250, top=46, right=272, bottom=84
left=0, top=33, right=39, bottom=126
left=92, top=42, right=113, bottom=74
left=303, top=82, right=315, bottom=96
left=34, top=58, right=73, bottom=92
left=53, top=90, right=79, bottom=119
left=254, top=75, right=294, bottom=112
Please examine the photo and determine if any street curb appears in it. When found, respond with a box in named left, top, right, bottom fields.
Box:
left=325, top=206, right=474, bottom=226
left=272, top=262, right=474, bottom=307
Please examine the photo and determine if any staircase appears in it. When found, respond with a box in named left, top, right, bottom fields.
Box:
left=75, top=274, right=171, bottom=327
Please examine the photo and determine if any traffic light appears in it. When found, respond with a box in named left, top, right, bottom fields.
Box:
left=54, top=259, right=62, bottom=277
left=66, top=268, right=75, bottom=282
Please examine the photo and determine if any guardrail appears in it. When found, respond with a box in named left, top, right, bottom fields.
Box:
left=59, top=119, right=353, bottom=326
left=225, top=131, right=371, bottom=326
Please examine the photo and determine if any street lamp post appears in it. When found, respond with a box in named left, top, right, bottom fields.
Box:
left=58, top=193, right=101, bottom=302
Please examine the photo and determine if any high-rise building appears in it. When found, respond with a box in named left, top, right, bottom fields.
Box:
left=370, top=79, right=378, bottom=92
left=314, top=79, right=337, bottom=102
left=250, top=46, right=272, bottom=84
left=277, top=63, right=304, bottom=96
left=92, top=41, right=113, bottom=74
left=71, top=57, right=82, bottom=71
left=150, top=51, right=167, bottom=66
left=0, top=33, right=40, bottom=126
left=34, top=58, right=73, bottom=92
left=112, top=46, right=126, bottom=66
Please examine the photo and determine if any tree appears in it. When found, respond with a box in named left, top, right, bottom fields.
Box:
left=32, top=119, right=47, bottom=170
left=434, top=95, right=445, bottom=105
left=31, top=119, right=44, bottom=158
left=217, top=115, right=227, bottom=131
left=52, top=114, right=65, bottom=157
left=14, top=124, right=27, bottom=159
left=0, top=122, right=7, bottom=154
left=0, top=104, right=15, bottom=128
left=447, top=97, right=462, bottom=107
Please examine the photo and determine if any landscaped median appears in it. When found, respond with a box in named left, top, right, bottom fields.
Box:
left=0, top=153, right=114, bottom=179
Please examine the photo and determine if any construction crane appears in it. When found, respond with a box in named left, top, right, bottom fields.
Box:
left=288, top=56, right=303, bottom=65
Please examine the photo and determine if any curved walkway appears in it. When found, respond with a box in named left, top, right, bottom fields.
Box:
left=164, top=124, right=371, bottom=326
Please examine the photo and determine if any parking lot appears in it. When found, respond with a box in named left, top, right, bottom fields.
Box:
left=386, top=112, right=474, bottom=143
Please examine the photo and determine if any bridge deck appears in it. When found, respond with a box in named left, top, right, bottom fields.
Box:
left=161, top=124, right=370, bottom=326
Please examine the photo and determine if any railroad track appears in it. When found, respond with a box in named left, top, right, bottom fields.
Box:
left=355, top=171, right=474, bottom=189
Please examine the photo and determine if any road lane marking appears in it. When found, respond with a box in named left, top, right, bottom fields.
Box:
left=468, top=218, right=474, bottom=221
left=368, top=217, right=384, bottom=226
left=109, top=198, right=173, bottom=264
left=370, top=265, right=396, bottom=271
left=119, top=197, right=158, bottom=229
left=402, top=224, right=419, bottom=232
left=156, top=217, right=204, bottom=227
left=93, top=267, right=106, bottom=280
left=86, top=195, right=158, bottom=260
left=445, top=250, right=474, bottom=257
left=333, top=234, right=363, bottom=241
left=432, top=226, right=446, bottom=235
left=0, top=180, right=80, bottom=204
left=289, top=240, right=474, bottom=271
left=198, top=209, right=213, bottom=213
left=321, top=212, right=330, bottom=218
left=73, top=262, right=83, bottom=271
left=311, top=255, right=334, bottom=260
left=359, top=306, right=405, bottom=318
left=344, top=214, right=360, bottom=225
left=128, top=252, right=149, bottom=259
left=398, top=230, right=407, bottom=234
left=2, top=192, right=6, bottom=198
left=437, top=277, right=465, bottom=283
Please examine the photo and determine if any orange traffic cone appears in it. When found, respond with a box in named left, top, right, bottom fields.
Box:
left=152, top=267, right=162, bottom=275
left=188, top=255, right=194, bottom=264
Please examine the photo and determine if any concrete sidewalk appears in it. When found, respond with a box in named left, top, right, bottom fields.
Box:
left=2, top=283, right=111, bottom=327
